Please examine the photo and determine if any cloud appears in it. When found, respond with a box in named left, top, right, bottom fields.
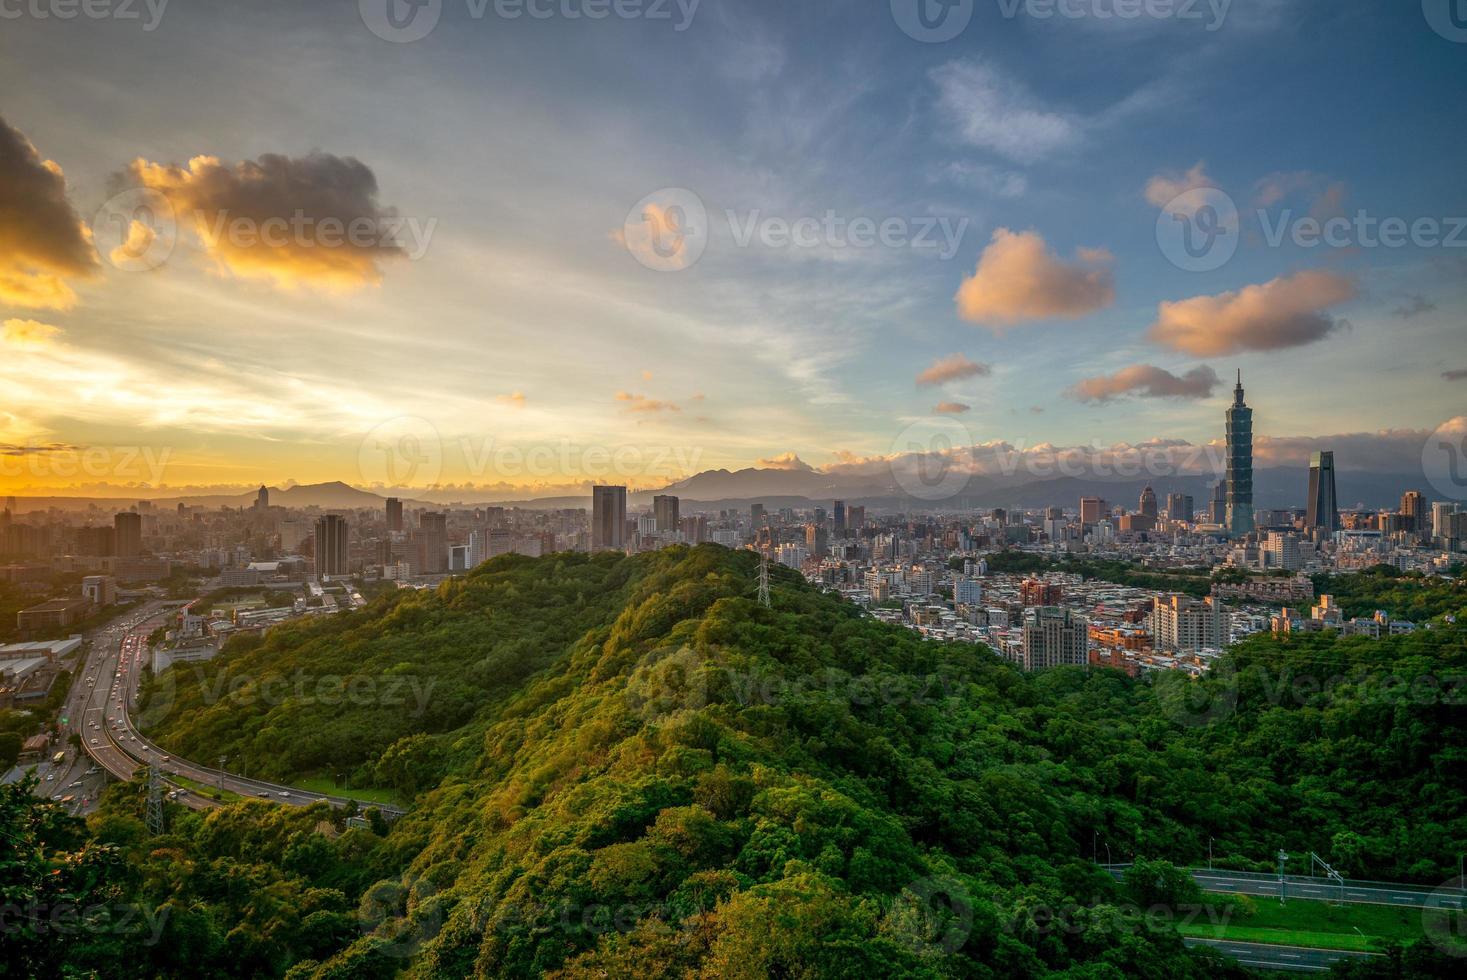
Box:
left=1393, top=295, right=1435, bottom=319
left=611, top=202, right=697, bottom=271
left=756, top=452, right=814, bottom=471
left=931, top=161, right=1028, bottom=199
left=930, top=60, right=1081, bottom=163
left=0, top=115, right=100, bottom=309
left=1252, top=171, right=1348, bottom=220
left=1068, top=364, right=1221, bottom=403
left=497, top=391, right=527, bottom=409
left=2, top=318, right=63, bottom=348
left=955, top=228, right=1114, bottom=327
left=1144, top=162, right=1214, bottom=215
left=933, top=401, right=971, bottom=414
left=1444, top=369, right=1467, bottom=382
left=1148, top=270, right=1356, bottom=356
left=615, top=391, right=679, bottom=413
left=121, top=152, right=407, bottom=290
left=917, top=353, right=991, bottom=386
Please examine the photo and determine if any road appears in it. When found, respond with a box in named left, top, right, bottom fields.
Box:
left=1183, top=937, right=1376, bottom=973
left=1103, top=865, right=1465, bottom=910
left=67, top=603, right=407, bottom=819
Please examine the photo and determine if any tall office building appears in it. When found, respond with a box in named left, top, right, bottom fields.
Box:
left=1079, top=497, right=1106, bottom=525
left=1138, top=485, right=1158, bottom=519
left=846, top=505, right=865, bottom=533
left=114, top=512, right=142, bottom=558
left=314, top=514, right=349, bottom=579
left=386, top=497, right=403, bottom=532
left=1306, top=451, right=1339, bottom=537
left=832, top=500, right=846, bottom=536
left=1225, top=371, right=1254, bottom=537
left=592, top=486, right=627, bottom=552
left=750, top=503, right=766, bottom=528
left=1400, top=490, right=1426, bottom=535
left=1165, top=493, right=1194, bottom=522
left=1432, top=501, right=1458, bottom=540
left=653, top=494, right=680, bottom=532
left=255, top=485, right=269, bottom=511
left=1021, top=607, right=1089, bottom=671
left=1208, top=481, right=1227, bottom=525
left=416, top=511, right=448, bottom=574
left=805, top=523, right=828, bottom=558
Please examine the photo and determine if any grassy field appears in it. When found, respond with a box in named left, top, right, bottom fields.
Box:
left=1178, top=895, right=1460, bottom=953
left=295, top=775, right=400, bottom=806
left=167, top=772, right=244, bottom=804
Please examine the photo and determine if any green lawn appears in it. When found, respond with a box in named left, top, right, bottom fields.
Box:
left=1178, top=895, right=1461, bottom=954
left=294, top=775, right=400, bottom=807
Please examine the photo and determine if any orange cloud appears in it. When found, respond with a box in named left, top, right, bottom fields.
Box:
left=916, top=353, right=990, bottom=386
left=123, top=152, right=408, bottom=291
left=933, top=401, right=971, bottom=414
left=955, top=228, right=1114, bottom=327
left=497, top=391, right=527, bottom=409
left=1144, top=162, right=1215, bottom=213
left=1148, top=270, right=1356, bottom=356
left=616, top=391, right=679, bottom=413
left=0, top=115, right=100, bottom=310
left=756, top=452, right=814, bottom=471
left=2, top=319, right=63, bottom=348
left=1068, top=364, right=1220, bottom=403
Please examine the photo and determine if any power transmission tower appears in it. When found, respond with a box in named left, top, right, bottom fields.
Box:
left=757, top=554, right=770, bottom=608
left=146, top=765, right=165, bottom=836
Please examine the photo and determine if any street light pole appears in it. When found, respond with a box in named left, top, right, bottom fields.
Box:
left=1208, top=837, right=1214, bottom=871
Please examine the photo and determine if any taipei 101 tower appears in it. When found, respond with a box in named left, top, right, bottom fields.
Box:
left=1226, top=370, right=1254, bottom=537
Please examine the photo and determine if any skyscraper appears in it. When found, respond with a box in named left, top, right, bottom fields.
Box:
left=1400, top=490, right=1426, bottom=535
left=750, top=503, right=766, bottom=528
left=256, top=485, right=269, bottom=511
left=416, top=511, right=448, bottom=574
left=592, top=486, right=627, bottom=552
left=846, top=505, right=865, bottom=533
left=832, top=500, right=846, bottom=536
left=1079, top=497, right=1106, bottom=524
left=114, top=512, right=142, bottom=558
left=386, top=497, right=403, bottom=532
left=1209, top=480, right=1227, bottom=525
left=1306, top=451, right=1339, bottom=537
left=1139, top=485, right=1158, bottom=519
left=1226, top=371, right=1254, bottom=538
left=1165, top=493, right=1194, bottom=522
left=314, top=514, right=349, bottom=579
left=653, top=494, right=680, bottom=533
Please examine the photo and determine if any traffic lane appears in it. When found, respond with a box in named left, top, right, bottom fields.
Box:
left=1190, top=873, right=1454, bottom=910
left=1184, top=937, right=1376, bottom=973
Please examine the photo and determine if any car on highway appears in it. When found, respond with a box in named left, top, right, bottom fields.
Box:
left=278, top=791, right=291, bottom=798
left=89, top=738, right=98, bottom=746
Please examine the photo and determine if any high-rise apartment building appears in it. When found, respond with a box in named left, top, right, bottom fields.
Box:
left=833, top=500, right=846, bottom=536
left=1432, top=501, right=1458, bottom=540
left=386, top=497, right=403, bottom=532
left=750, top=503, right=766, bottom=528
left=1306, top=451, right=1338, bottom=537
left=805, top=523, right=828, bottom=558
left=653, top=494, right=680, bottom=533
left=1021, top=606, right=1089, bottom=671
left=1265, top=531, right=1303, bottom=571
left=846, top=505, right=865, bottom=533
left=1400, top=490, right=1426, bottom=535
left=1150, top=594, right=1225, bottom=652
left=314, top=514, right=349, bottom=579
left=114, top=512, right=142, bottom=558
left=1226, top=371, right=1254, bottom=537
left=1020, top=578, right=1064, bottom=606
left=592, top=486, right=628, bottom=552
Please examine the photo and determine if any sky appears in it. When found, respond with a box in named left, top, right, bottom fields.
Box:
left=1, top=0, right=1465, bottom=501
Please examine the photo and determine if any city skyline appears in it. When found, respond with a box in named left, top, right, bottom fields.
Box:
left=2, top=1, right=1465, bottom=497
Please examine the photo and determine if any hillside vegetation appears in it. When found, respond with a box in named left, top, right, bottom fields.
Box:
left=17, top=545, right=1461, bottom=977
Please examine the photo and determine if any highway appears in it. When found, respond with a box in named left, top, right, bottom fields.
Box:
left=1183, top=937, right=1376, bottom=973
left=1102, top=864, right=1465, bottom=910
left=68, top=603, right=407, bottom=819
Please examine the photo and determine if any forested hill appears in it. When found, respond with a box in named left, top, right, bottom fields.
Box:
left=91, top=545, right=1465, bottom=976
